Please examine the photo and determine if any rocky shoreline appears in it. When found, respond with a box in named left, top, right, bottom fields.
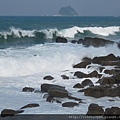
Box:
left=1, top=37, right=120, bottom=118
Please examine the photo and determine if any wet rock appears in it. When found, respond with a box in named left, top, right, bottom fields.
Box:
left=82, top=57, right=92, bottom=62
left=62, top=102, right=79, bottom=108
left=105, top=107, right=120, bottom=115
left=48, top=87, right=68, bottom=98
left=68, top=95, right=83, bottom=102
left=21, top=103, right=39, bottom=109
left=71, top=40, right=77, bottom=44
left=87, top=103, right=104, bottom=115
left=88, top=71, right=102, bottom=78
left=81, top=37, right=114, bottom=47
left=73, top=83, right=84, bottom=88
left=98, top=66, right=105, bottom=73
left=73, top=61, right=91, bottom=68
left=104, top=69, right=120, bottom=75
left=113, top=73, right=120, bottom=84
left=99, top=77, right=115, bottom=85
left=41, top=83, right=66, bottom=93
left=81, top=79, right=94, bottom=87
left=102, top=61, right=120, bottom=66
left=92, top=54, right=118, bottom=65
left=56, top=37, right=67, bottom=43
left=74, top=71, right=88, bottom=78
left=84, top=85, right=120, bottom=98
left=22, top=87, right=35, bottom=92
left=61, top=75, right=69, bottom=79
left=46, top=96, right=54, bottom=102
left=1, top=109, right=24, bottom=117
left=43, top=75, right=54, bottom=80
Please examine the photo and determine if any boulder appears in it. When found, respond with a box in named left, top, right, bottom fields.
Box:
left=20, top=103, right=39, bottom=109
left=80, top=37, right=114, bottom=47
left=73, top=61, right=91, bottom=68
left=1, top=109, right=24, bottom=117
left=99, top=77, right=115, bottom=85
left=43, top=75, right=54, bottom=80
left=82, top=57, right=92, bottom=62
left=81, top=79, right=94, bottom=87
left=68, top=95, right=83, bottom=102
left=73, top=83, right=84, bottom=88
left=61, top=75, right=69, bottom=79
left=113, top=73, right=120, bottom=84
left=56, top=37, right=67, bottom=43
left=105, top=107, right=120, bottom=115
left=22, top=87, right=35, bottom=92
left=87, top=103, right=104, bottom=115
left=88, top=70, right=102, bottom=78
left=74, top=71, right=88, bottom=78
left=92, top=54, right=118, bottom=65
left=62, top=102, right=79, bottom=108
left=71, top=40, right=78, bottom=44
left=102, top=61, right=120, bottom=66
left=104, top=69, right=120, bottom=75
left=46, top=96, right=54, bottom=102
left=84, top=85, right=120, bottom=98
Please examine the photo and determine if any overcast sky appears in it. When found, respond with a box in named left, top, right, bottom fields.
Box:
left=0, top=0, right=119, bottom=16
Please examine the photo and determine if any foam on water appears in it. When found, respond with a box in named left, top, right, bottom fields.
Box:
left=0, top=43, right=119, bottom=77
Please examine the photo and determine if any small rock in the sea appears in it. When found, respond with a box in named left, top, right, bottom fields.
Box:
left=43, top=75, right=54, bottom=80
left=21, top=103, right=40, bottom=109
left=22, top=87, right=35, bottom=92
left=74, top=71, right=88, bottom=78
left=1, top=109, right=24, bottom=117
left=61, top=75, right=69, bottom=79
left=56, top=36, right=67, bottom=43
left=62, top=102, right=79, bottom=108
left=46, top=95, right=54, bottom=102
left=108, top=99, right=115, bottom=102
left=86, top=103, right=104, bottom=115
left=73, top=83, right=84, bottom=88
left=81, top=79, right=94, bottom=87
left=73, top=61, right=91, bottom=68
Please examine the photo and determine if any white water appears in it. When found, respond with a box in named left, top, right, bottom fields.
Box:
left=0, top=43, right=120, bottom=114
left=0, top=26, right=120, bottom=39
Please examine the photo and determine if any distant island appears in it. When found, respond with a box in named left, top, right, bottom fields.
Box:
left=58, top=6, right=79, bottom=16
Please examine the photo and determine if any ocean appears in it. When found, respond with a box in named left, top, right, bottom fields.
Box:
left=0, top=16, right=120, bottom=115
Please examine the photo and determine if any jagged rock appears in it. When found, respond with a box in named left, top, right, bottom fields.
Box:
left=73, top=61, right=91, bottom=68
left=21, top=103, right=39, bottom=109
left=62, top=102, right=79, bottom=108
left=22, top=87, right=35, bottom=92
left=92, top=54, right=118, bottom=65
left=56, top=37, right=67, bottom=43
left=80, top=37, right=114, bottom=47
left=81, top=79, right=94, bottom=87
left=74, top=71, right=88, bottom=78
left=43, top=75, right=54, bottom=80
left=73, top=83, right=84, bottom=88
left=1, top=109, right=24, bottom=117
left=98, top=66, right=105, bottom=72
left=61, top=75, right=69, bottom=79
left=99, top=77, right=115, bottom=85
left=87, top=103, right=104, bottom=115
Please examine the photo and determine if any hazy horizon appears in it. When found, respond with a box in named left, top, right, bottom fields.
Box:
left=0, top=0, right=120, bottom=16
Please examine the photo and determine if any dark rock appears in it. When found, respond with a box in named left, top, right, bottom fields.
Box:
left=22, top=87, right=35, bottom=92
left=105, top=107, right=120, bottom=115
left=82, top=57, right=92, bottom=62
left=98, top=66, right=105, bottom=73
left=74, top=71, right=88, bottom=78
left=56, top=37, right=67, bottom=43
left=87, top=103, right=104, bottom=115
left=54, top=99, right=62, bottom=103
left=1, top=109, right=22, bottom=117
left=46, top=96, right=54, bottom=102
left=102, top=61, right=120, bottom=66
left=108, top=99, right=115, bottom=102
left=61, top=75, right=69, bottom=79
left=99, top=77, right=115, bottom=85
left=71, top=40, right=77, bottom=44
left=84, top=85, right=120, bottom=98
left=81, top=79, right=94, bottom=87
left=43, top=75, right=54, bottom=80
left=117, top=42, right=120, bottom=49
left=104, top=69, right=120, bottom=75
left=88, top=70, right=102, bottom=78
left=21, top=103, right=39, bottom=109
left=81, top=37, right=114, bottom=47
left=48, top=87, right=68, bottom=98
left=77, top=39, right=84, bottom=44
left=58, top=6, right=79, bottom=16
left=73, top=61, right=91, bottom=68
left=73, top=83, right=84, bottom=88
left=78, top=89, right=86, bottom=92
left=62, top=102, right=79, bottom=108
left=92, top=54, right=118, bottom=65
left=41, top=83, right=66, bottom=93
left=113, top=73, right=120, bottom=84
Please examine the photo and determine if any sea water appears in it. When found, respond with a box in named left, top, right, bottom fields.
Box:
left=0, top=16, right=120, bottom=114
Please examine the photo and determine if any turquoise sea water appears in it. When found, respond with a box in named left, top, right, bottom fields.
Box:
left=0, top=16, right=120, bottom=48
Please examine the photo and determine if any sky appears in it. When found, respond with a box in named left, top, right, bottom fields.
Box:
left=0, top=0, right=120, bottom=16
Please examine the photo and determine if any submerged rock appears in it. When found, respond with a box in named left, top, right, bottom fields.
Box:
left=56, top=37, right=67, bottom=43
left=21, top=103, right=39, bottom=109
left=62, top=102, right=79, bottom=108
left=61, top=75, right=69, bottom=79
left=81, top=79, right=94, bottom=87
left=73, top=61, right=91, bottom=68
left=43, top=75, right=54, bottom=80
left=73, top=83, right=84, bottom=88
left=22, top=87, right=35, bottom=92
